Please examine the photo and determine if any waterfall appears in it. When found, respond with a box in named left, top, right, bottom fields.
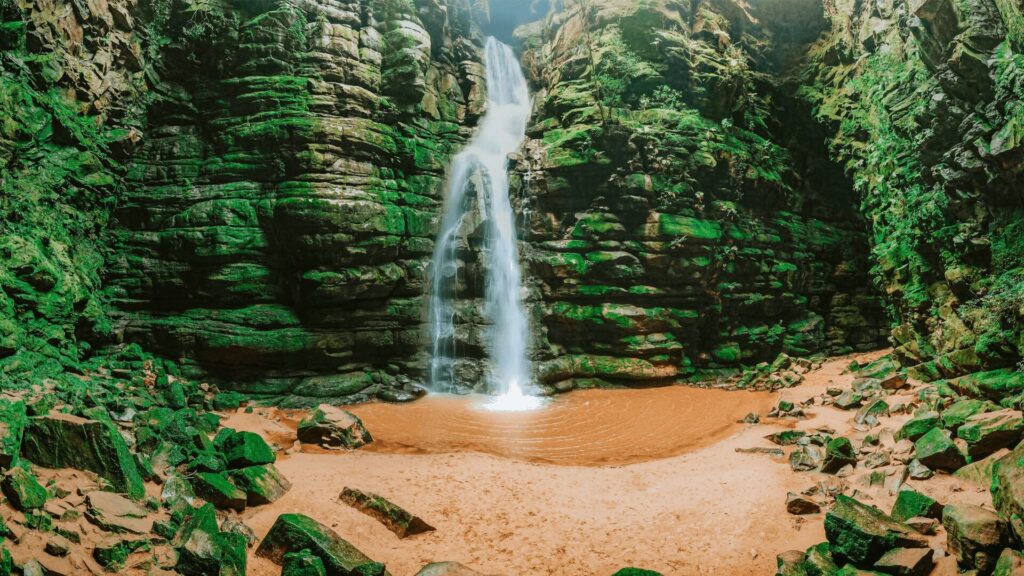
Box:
left=428, top=37, right=540, bottom=410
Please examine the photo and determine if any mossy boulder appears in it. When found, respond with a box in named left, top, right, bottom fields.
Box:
left=192, top=472, right=246, bottom=512
left=221, top=431, right=276, bottom=469
left=914, top=428, right=967, bottom=471
left=991, top=441, right=1024, bottom=539
left=256, top=513, right=385, bottom=575
left=822, top=437, right=858, bottom=474
left=824, top=495, right=927, bottom=566
left=1, top=467, right=46, bottom=511
left=229, top=464, right=292, bottom=505
left=941, top=399, right=990, bottom=431
left=957, top=410, right=1024, bottom=458
left=174, top=503, right=246, bottom=576
left=897, top=412, right=941, bottom=441
left=21, top=411, right=144, bottom=500
left=297, top=405, right=373, bottom=449
left=890, top=489, right=943, bottom=522
left=0, top=400, right=25, bottom=469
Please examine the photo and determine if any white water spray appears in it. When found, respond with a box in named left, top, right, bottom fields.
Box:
left=428, top=38, right=541, bottom=411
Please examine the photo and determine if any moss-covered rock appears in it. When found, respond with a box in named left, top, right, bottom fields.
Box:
left=0, top=467, right=46, bottom=511
left=824, top=495, right=928, bottom=566
left=914, top=428, right=968, bottom=471
left=256, top=513, right=383, bottom=575
left=21, top=411, right=144, bottom=500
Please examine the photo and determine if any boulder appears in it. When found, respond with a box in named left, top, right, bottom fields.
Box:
left=994, top=548, right=1024, bottom=575
left=340, top=487, right=435, bottom=538
left=0, top=400, right=25, bottom=469
left=914, top=428, right=967, bottom=471
left=992, top=442, right=1024, bottom=539
left=86, top=491, right=153, bottom=534
left=611, top=569, right=663, bottom=576
left=1, top=468, right=47, bottom=511
left=21, top=411, right=145, bottom=499
left=229, top=464, right=292, bottom=505
left=873, top=547, right=933, bottom=576
left=297, top=405, right=373, bottom=449
left=896, top=412, right=940, bottom=441
left=822, top=438, right=858, bottom=474
left=790, top=445, right=824, bottom=471
left=803, top=542, right=840, bottom=575
left=889, top=489, right=943, bottom=522
left=835, top=391, right=864, bottom=410
left=856, top=399, right=889, bottom=426
left=880, top=374, right=908, bottom=390
left=221, top=431, right=276, bottom=469
left=178, top=529, right=247, bottom=576
left=941, top=399, right=989, bottom=431
left=942, top=504, right=1008, bottom=574
left=958, top=410, right=1023, bottom=458
left=192, top=472, right=247, bottom=512
left=256, top=513, right=386, bottom=575
left=824, top=495, right=927, bottom=566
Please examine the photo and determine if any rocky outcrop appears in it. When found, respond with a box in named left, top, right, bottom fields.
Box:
left=801, top=0, right=1024, bottom=381
left=108, top=0, right=488, bottom=403
left=498, top=0, right=889, bottom=392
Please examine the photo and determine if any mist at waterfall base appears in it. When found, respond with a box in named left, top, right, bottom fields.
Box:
left=427, top=38, right=545, bottom=412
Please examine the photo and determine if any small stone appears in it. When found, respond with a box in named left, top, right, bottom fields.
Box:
left=863, top=451, right=891, bottom=469
left=775, top=550, right=806, bottom=576
left=822, top=437, right=858, bottom=474
left=44, top=535, right=71, bottom=557
left=786, top=492, right=821, bottom=515
left=790, top=445, right=824, bottom=472
left=856, top=398, right=889, bottom=426
left=740, top=412, right=760, bottom=424
left=221, top=516, right=259, bottom=548
left=907, top=460, right=933, bottom=480
left=834, top=391, right=864, bottom=410
left=415, top=562, right=497, bottom=576
left=766, top=430, right=806, bottom=446
left=904, top=517, right=938, bottom=535
left=880, top=374, right=908, bottom=390
left=229, top=464, right=291, bottom=506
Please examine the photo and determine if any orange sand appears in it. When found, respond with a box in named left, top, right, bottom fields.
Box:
left=228, top=350, right=984, bottom=576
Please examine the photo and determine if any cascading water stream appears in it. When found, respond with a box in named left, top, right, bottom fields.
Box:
left=428, top=37, right=541, bottom=411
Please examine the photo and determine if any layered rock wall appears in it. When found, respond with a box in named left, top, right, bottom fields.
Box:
left=510, top=0, right=890, bottom=391
left=107, top=0, right=487, bottom=404
left=801, top=0, right=1024, bottom=383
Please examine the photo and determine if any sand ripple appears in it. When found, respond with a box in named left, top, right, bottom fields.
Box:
left=348, top=387, right=774, bottom=466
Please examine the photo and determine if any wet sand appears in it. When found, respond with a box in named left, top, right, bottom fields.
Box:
left=230, top=350, right=981, bottom=575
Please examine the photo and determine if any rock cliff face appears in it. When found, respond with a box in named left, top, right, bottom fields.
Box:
left=107, top=0, right=487, bottom=404
left=512, top=0, right=890, bottom=392
left=801, top=0, right=1024, bottom=385
left=0, top=0, right=153, bottom=384
left=2, top=0, right=1022, bottom=402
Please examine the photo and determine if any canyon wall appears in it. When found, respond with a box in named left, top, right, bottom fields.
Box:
left=801, top=0, right=1024, bottom=388
left=513, top=0, right=890, bottom=392
left=2, top=0, right=1022, bottom=402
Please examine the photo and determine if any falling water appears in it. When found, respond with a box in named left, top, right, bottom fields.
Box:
left=428, top=37, right=540, bottom=411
